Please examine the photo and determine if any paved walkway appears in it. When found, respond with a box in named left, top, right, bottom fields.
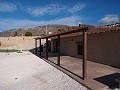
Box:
left=0, top=51, right=87, bottom=90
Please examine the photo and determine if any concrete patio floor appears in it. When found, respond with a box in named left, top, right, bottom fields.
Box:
left=44, top=54, right=120, bottom=90
left=0, top=51, right=87, bottom=90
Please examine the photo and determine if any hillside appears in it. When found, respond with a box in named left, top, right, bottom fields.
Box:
left=1, top=23, right=120, bottom=37
left=0, top=24, right=70, bottom=37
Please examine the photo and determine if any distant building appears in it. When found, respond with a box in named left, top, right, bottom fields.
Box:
left=105, top=23, right=120, bottom=27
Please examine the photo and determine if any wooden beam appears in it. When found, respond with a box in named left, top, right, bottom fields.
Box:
left=39, top=39, right=41, bottom=57
left=35, top=27, right=88, bottom=39
left=82, top=31, right=87, bottom=80
left=57, top=35, right=60, bottom=66
left=46, top=38, right=48, bottom=60
left=35, top=39, right=37, bottom=55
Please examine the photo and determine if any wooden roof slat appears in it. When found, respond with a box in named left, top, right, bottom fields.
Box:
left=34, top=26, right=120, bottom=40
left=35, top=27, right=88, bottom=39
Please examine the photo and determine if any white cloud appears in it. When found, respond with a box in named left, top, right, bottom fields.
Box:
left=25, top=4, right=65, bottom=16
left=0, top=2, right=86, bottom=16
left=99, top=14, right=119, bottom=25
left=49, top=16, right=82, bottom=25
left=0, top=2, right=17, bottom=12
left=0, top=15, right=82, bottom=31
left=25, top=2, right=86, bottom=16
left=67, top=2, right=86, bottom=14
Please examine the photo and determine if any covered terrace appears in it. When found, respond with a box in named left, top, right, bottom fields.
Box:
left=34, top=26, right=120, bottom=89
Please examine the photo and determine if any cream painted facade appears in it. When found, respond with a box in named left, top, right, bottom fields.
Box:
left=52, top=30, right=120, bottom=68
left=0, top=36, right=46, bottom=50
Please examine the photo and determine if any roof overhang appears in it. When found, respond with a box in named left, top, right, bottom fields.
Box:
left=34, top=27, right=120, bottom=40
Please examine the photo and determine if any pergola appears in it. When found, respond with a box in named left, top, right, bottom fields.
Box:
left=34, top=27, right=89, bottom=80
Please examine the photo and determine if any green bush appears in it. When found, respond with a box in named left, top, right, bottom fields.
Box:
left=40, top=34, right=46, bottom=36
left=25, top=32, right=32, bottom=36
left=14, top=32, right=18, bottom=36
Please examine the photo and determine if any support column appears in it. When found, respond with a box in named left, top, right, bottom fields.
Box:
left=51, top=40, right=53, bottom=53
left=57, top=35, right=60, bottom=66
left=39, top=39, right=41, bottom=57
left=82, top=31, right=87, bottom=80
left=46, top=38, right=48, bottom=60
left=35, top=39, right=37, bottom=55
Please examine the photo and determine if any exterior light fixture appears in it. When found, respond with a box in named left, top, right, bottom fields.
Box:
left=71, top=39, right=74, bottom=42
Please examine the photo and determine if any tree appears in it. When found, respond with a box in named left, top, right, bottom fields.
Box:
left=40, top=34, right=46, bottom=36
left=25, top=32, right=32, bottom=36
left=14, top=32, right=18, bottom=36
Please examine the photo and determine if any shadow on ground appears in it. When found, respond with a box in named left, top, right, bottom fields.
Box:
left=29, top=47, right=120, bottom=89
left=94, top=73, right=120, bottom=88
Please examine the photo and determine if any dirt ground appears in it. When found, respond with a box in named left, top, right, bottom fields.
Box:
left=0, top=51, right=87, bottom=90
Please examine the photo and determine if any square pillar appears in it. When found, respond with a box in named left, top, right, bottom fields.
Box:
left=35, top=39, right=37, bottom=55
left=39, top=39, right=41, bottom=57
left=46, top=38, right=48, bottom=60
left=82, top=31, right=87, bottom=80
left=57, top=35, right=60, bottom=66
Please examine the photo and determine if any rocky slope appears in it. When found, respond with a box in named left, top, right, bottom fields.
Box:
left=0, top=24, right=70, bottom=37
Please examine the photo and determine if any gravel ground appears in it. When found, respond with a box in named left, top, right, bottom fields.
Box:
left=0, top=51, right=87, bottom=90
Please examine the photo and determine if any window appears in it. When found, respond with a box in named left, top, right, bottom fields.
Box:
left=77, top=45, right=83, bottom=55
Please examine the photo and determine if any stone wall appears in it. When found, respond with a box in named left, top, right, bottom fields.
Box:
left=0, top=36, right=46, bottom=50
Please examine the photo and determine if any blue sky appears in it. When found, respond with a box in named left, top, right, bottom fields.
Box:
left=0, top=0, right=120, bottom=31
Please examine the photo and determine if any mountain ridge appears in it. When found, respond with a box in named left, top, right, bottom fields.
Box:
left=0, top=24, right=71, bottom=37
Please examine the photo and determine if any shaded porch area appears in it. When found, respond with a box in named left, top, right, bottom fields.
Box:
left=32, top=51, right=120, bottom=90
left=47, top=54, right=120, bottom=89
left=34, top=27, right=120, bottom=90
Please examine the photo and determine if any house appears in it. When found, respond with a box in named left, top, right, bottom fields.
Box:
left=50, top=25, right=120, bottom=68
left=34, top=24, right=120, bottom=88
